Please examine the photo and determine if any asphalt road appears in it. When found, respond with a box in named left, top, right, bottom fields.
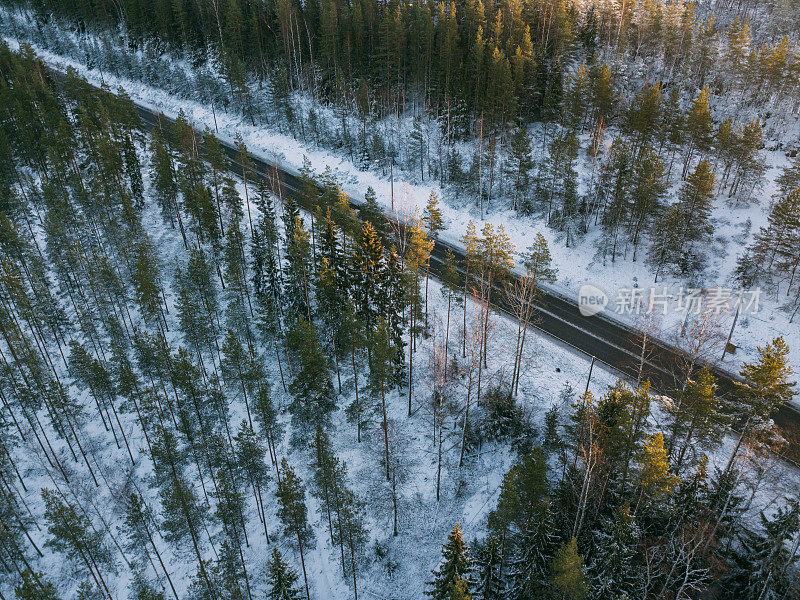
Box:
left=49, top=69, right=799, bottom=464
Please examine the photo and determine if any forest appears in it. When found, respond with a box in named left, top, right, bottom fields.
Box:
left=1, top=0, right=800, bottom=598
left=2, top=40, right=800, bottom=600
left=2, top=0, right=800, bottom=304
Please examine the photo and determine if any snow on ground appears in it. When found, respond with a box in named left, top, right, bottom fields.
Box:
left=112, top=158, right=800, bottom=600
left=12, top=165, right=623, bottom=600
left=5, top=37, right=800, bottom=600
left=3, top=31, right=800, bottom=405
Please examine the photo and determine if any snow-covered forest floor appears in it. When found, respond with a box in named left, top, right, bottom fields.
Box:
left=13, top=123, right=800, bottom=600
left=3, top=14, right=799, bottom=404
left=1, top=106, right=624, bottom=599
left=3, top=32, right=800, bottom=600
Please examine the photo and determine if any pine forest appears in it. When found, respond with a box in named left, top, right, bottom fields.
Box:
left=1, top=0, right=800, bottom=598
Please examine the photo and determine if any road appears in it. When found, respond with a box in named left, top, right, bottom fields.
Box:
left=65, top=77, right=799, bottom=465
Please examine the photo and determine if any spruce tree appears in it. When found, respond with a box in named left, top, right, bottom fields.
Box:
left=506, top=127, right=533, bottom=212
left=636, top=432, right=679, bottom=510
left=359, top=186, right=387, bottom=238
left=587, top=506, right=641, bottom=599
left=427, top=524, right=473, bottom=600
left=421, top=192, right=444, bottom=326
left=550, top=538, right=588, bottom=600
left=725, top=498, right=800, bottom=600
left=283, top=216, right=313, bottom=324
left=266, top=549, right=302, bottom=600
left=14, top=571, right=60, bottom=600
left=286, top=317, right=336, bottom=441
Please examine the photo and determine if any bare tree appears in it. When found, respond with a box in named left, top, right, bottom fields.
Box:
left=671, top=305, right=726, bottom=387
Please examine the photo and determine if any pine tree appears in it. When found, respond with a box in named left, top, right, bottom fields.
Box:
left=203, top=130, right=228, bottom=237
left=460, top=221, right=480, bottom=357
left=597, top=136, right=633, bottom=263
left=221, top=330, right=257, bottom=427
left=750, top=188, right=800, bottom=291
left=672, top=159, right=716, bottom=276
left=511, top=234, right=556, bottom=395
left=150, top=128, right=179, bottom=228
left=543, top=132, right=580, bottom=235
left=665, top=368, right=728, bottom=475
left=221, top=175, right=254, bottom=339
left=369, top=318, right=398, bottom=481
left=626, top=82, right=662, bottom=153
left=175, top=248, right=219, bottom=361
left=440, top=248, right=460, bottom=380
left=427, top=524, right=473, bottom=600
left=234, top=133, right=255, bottom=233
left=683, top=86, right=714, bottom=178
left=776, top=153, right=800, bottom=198
left=215, top=539, right=249, bottom=600
left=726, top=119, right=766, bottom=203
left=131, top=572, right=166, bottom=600
left=339, top=486, right=368, bottom=594
left=122, top=492, right=180, bottom=600
left=409, top=117, right=426, bottom=181
left=647, top=201, right=684, bottom=281
left=729, top=337, right=796, bottom=459
left=663, top=87, right=685, bottom=179
left=476, top=223, right=515, bottom=366
left=562, top=63, right=589, bottom=131
left=628, top=147, right=667, bottom=262
left=310, top=425, right=343, bottom=548
left=405, top=220, right=433, bottom=415
left=275, top=459, right=312, bottom=600
left=725, top=17, right=751, bottom=89
left=589, top=62, right=616, bottom=127
left=41, top=489, right=112, bottom=593
left=132, top=238, right=167, bottom=331
left=233, top=420, right=271, bottom=543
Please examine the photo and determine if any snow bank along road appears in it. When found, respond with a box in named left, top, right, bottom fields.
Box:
left=52, top=69, right=800, bottom=467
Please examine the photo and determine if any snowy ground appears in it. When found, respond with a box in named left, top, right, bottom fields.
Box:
left=5, top=42, right=800, bottom=600
left=12, top=162, right=625, bottom=600
left=15, top=159, right=798, bottom=600
left=5, top=31, right=797, bottom=408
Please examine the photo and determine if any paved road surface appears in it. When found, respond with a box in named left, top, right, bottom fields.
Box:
left=50, top=68, right=799, bottom=465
